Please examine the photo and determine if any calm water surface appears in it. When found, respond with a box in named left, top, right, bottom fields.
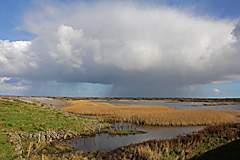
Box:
left=59, top=124, right=205, bottom=153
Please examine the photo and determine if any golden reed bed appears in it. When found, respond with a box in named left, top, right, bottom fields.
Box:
left=61, top=100, right=240, bottom=126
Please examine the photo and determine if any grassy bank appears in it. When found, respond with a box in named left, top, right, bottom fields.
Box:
left=61, top=100, right=240, bottom=126
left=0, top=97, right=104, bottom=159
left=0, top=98, right=98, bottom=134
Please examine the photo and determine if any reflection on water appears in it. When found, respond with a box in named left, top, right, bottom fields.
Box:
left=59, top=124, right=205, bottom=153
left=94, top=100, right=240, bottom=111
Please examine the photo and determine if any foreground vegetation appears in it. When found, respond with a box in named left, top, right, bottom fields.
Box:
left=64, top=122, right=240, bottom=159
left=0, top=97, right=106, bottom=159
left=62, top=100, right=240, bottom=126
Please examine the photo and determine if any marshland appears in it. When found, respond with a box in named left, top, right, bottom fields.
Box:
left=62, top=100, right=240, bottom=126
left=1, top=97, right=240, bottom=159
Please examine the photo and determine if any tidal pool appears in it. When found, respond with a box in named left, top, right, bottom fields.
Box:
left=59, top=124, right=205, bottom=153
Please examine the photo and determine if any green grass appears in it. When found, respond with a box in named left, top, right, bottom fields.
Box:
left=0, top=98, right=97, bottom=159
left=0, top=98, right=95, bottom=134
left=0, top=134, right=15, bottom=160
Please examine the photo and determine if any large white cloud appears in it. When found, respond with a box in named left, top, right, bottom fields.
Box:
left=0, top=40, right=36, bottom=76
left=1, top=1, right=240, bottom=96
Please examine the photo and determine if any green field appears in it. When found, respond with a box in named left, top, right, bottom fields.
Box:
left=0, top=97, right=99, bottom=159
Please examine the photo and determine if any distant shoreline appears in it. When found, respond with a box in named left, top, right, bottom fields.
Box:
left=40, top=96, right=240, bottom=103
left=1, top=95, right=240, bottom=102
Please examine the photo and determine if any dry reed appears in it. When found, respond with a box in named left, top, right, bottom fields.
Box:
left=61, top=100, right=240, bottom=126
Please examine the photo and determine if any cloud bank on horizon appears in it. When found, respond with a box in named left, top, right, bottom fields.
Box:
left=1, top=1, right=240, bottom=97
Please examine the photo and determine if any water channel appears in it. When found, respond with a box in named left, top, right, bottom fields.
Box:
left=59, top=123, right=205, bottom=153
left=59, top=101, right=240, bottom=153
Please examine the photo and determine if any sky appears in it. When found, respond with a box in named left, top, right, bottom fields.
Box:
left=1, top=0, right=240, bottom=97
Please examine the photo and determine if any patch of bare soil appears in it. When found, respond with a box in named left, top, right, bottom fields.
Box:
left=19, top=97, right=70, bottom=110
